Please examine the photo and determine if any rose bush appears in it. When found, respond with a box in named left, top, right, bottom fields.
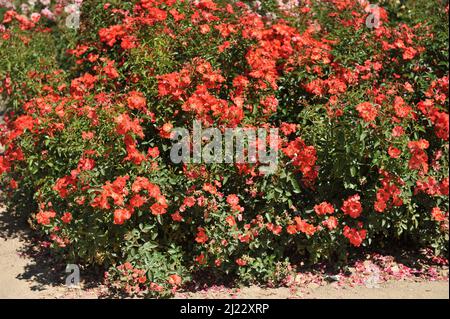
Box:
left=0, top=0, right=448, bottom=297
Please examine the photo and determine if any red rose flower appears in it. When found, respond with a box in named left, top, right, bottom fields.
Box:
left=61, top=212, right=72, bottom=224
left=356, top=102, right=378, bottom=122
left=341, top=194, right=363, bottom=219
left=195, top=227, right=208, bottom=244
left=343, top=226, right=367, bottom=247
left=314, top=202, right=334, bottom=215
left=388, top=146, right=401, bottom=159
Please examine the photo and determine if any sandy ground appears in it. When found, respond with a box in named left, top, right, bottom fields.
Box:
left=0, top=205, right=448, bottom=299
left=0, top=205, right=99, bottom=299
left=0, top=231, right=88, bottom=299
left=176, top=281, right=448, bottom=299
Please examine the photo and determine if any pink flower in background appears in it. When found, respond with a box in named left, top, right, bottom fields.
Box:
left=277, top=0, right=299, bottom=11
left=30, top=12, right=41, bottom=23
left=41, top=7, right=55, bottom=20
left=0, top=0, right=15, bottom=9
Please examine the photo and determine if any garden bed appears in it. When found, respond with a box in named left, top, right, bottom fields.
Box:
left=0, top=0, right=448, bottom=298
left=0, top=205, right=447, bottom=299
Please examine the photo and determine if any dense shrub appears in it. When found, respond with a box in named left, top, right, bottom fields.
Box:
left=1, top=0, right=448, bottom=297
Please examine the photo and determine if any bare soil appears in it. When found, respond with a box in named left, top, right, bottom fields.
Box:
left=174, top=281, right=448, bottom=299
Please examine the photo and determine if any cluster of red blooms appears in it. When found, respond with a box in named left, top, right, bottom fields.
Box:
left=341, top=194, right=363, bottom=219
left=431, top=207, right=448, bottom=223
left=70, top=73, right=97, bottom=99
left=36, top=210, right=57, bottom=226
left=0, top=0, right=448, bottom=285
left=91, top=175, right=130, bottom=209
left=35, top=202, right=72, bottom=248
left=282, top=137, right=318, bottom=186
left=226, top=194, right=244, bottom=213
left=408, top=139, right=430, bottom=174
left=415, top=177, right=449, bottom=197
left=417, top=96, right=449, bottom=142
left=89, top=175, right=168, bottom=225
left=356, top=102, right=378, bottom=122
left=343, top=225, right=367, bottom=247
left=286, top=217, right=317, bottom=236
left=314, top=202, right=334, bottom=215
left=157, top=69, right=191, bottom=100
left=107, top=262, right=182, bottom=295
left=374, top=170, right=404, bottom=213
left=1, top=10, right=41, bottom=31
